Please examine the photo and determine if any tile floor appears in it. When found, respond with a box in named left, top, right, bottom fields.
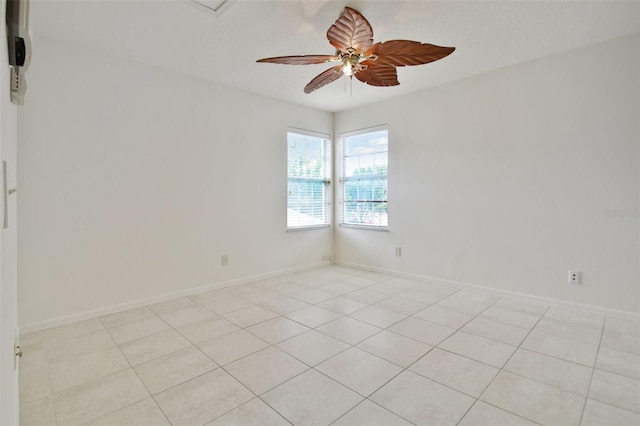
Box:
left=18, top=266, right=640, bottom=425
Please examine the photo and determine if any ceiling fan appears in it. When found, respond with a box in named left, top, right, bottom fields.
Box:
left=257, top=7, right=455, bottom=94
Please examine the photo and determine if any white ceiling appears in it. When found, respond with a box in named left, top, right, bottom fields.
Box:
left=29, top=0, right=640, bottom=112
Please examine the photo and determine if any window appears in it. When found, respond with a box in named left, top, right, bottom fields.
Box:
left=338, top=126, right=388, bottom=229
left=287, top=129, right=331, bottom=230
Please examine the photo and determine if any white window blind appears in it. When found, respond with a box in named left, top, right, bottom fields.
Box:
left=338, top=126, right=388, bottom=229
left=287, top=129, right=331, bottom=230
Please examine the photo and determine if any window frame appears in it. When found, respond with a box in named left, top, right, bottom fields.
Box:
left=337, top=124, right=389, bottom=231
left=286, top=128, right=332, bottom=231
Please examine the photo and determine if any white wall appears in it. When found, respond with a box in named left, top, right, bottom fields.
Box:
left=335, top=34, right=640, bottom=314
left=18, top=37, right=333, bottom=328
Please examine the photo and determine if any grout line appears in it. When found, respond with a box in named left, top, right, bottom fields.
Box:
left=578, top=318, right=606, bottom=425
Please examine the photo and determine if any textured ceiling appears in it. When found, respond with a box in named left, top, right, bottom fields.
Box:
left=30, top=0, right=640, bottom=112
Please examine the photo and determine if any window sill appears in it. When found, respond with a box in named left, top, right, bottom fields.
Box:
left=338, top=224, right=389, bottom=232
left=287, top=224, right=331, bottom=232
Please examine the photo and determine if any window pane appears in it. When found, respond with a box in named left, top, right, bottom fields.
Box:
left=339, top=127, right=388, bottom=228
left=287, top=131, right=331, bottom=229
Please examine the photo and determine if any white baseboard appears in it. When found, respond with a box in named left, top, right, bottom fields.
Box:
left=335, top=260, right=640, bottom=321
left=19, top=261, right=331, bottom=335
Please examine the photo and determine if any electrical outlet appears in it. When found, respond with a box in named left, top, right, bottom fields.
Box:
left=568, top=270, right=580, bottom=284
left=322, top=255, right=331, bottom=262
left=394, top=246, right=402, bottom=257
left=221, top=255, right=229, bottom=266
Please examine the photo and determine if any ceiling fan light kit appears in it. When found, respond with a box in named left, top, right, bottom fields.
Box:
left=257, top=6, right=455, bottom=94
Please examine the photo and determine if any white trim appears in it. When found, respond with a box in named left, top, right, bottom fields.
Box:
left=286, top=224, right=331, bottom=232
left=334, top=260, right=640, bottom=321
left=287, top=127, right=331, bottom=140
left=338, top=123, right=389, bottom=140
left=18, top=261, right=331, bottom=335
left=339, top=224, right=389, bottom=232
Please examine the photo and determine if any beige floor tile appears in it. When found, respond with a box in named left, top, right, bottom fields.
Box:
left=388, top=317, right=456, bottom=345
left=293, top=288, right=336, bottom=304
left=589, top=369, right=640, bottom=412
left=241, top=289, right=282, bottom=304
left=601, top=327, right=640, bottom=355
left=581, top=398, right=640, bottom=426
left=596, top=346, right=640, bottom=379
left=412, top=306, right=474, bottom=328
left=370, top=370, right=474, bottom=425
left=148, top=297, right=197, bottom=315
left=435, top=298, right=490, bottom=316
left=521, top=330, right=599, bottom=366
left=443, top=290, right=499, bottom=306
left=100, top=307, right=156, bottom=329
left=479, top=306, right=541, bottom=330
left=87, top=397, right=170, bottom=426
left=198, top=329, right=269, bottom=365
left=53, top=369, right=149, bottom=425
left=461, top=316, right=529, bottom=346
left=374, top=296, right=426, bottom=315
left=534, top=317, right=602, bottom=345
left=48, top=346, right=130, bottom=392
left=160, top=305, right=216, bottom=328
left=285, top=305, right=343, bottom=328
left=225, top=284, right=262, bottom=296
left=349, top=305, right=407, bottom=329
left=206, top=398, right=290, bottom=426
left=45, top=330, right=116, bottom=364
left=107, top=316, right=171, bottom=345
left=318, top=296, right=368, bottom=315
left=439, top=331, right=516, bottom=368
left=276, top=330, right=349, bottom=366
left=357, top=330, right=432, bottom=368
left=41, top=318, right=105, bottom=345
left=504, top=348, right=593, bottom=395
left=20, top=396, right=56, bottom=426
left=333, top=399, right=412, bottom=426
left=259, top=296, right=309, bottom=315
left=605, top=318, right=640, bottom=334
left=19, top=361, right=51, bottom=404
left=246, top=316, right=309, bottom=344
left=134, top=346, right=218, bottom=394
left=316, top=347, right=403, bottom=396
left=155, top=369, right=253, bottom=426
left=493, top=298, right=549, bottom=316
left=346, top=289, right=391, bottom=304
left=176, top=316, right=240, bottom=344
left=189, top=288, right=235, bottom=305
left=223, top=305, right=280, bottom=328
left=397, top=288, right=450, bottom=305
left=261, top=369, right=363, bottom=426
left=458, top=401, right=538, bottom=426
left=367, top=281, right=410, bottom=296
left=318, top=282, right=360, bottom=295
left=543, top=307, right=605, bottom=329
left=202, top=295, right=255, bottom=315
left=480, top=371, right=584, bottom=425
left=272, top=281, right=312, bottom=295
left=119, top=329, right=192, bottom=366
left=225, top=347, right=309, bottom=394
left=317, top=316, right=382, bottom=345
left=410, top=348, right=498, bottom=397
left=344, top=275, right=386, bottom=287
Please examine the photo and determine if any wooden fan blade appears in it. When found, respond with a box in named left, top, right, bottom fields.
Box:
left=304, top=65, right=343, bottom=94
left=256, top=55, right=339, bottom=65
left=326, top=7, right=373, bottom=54
left=355, top=63, right=399, bottom=87
left=366, top=40, right=455, bottom=67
